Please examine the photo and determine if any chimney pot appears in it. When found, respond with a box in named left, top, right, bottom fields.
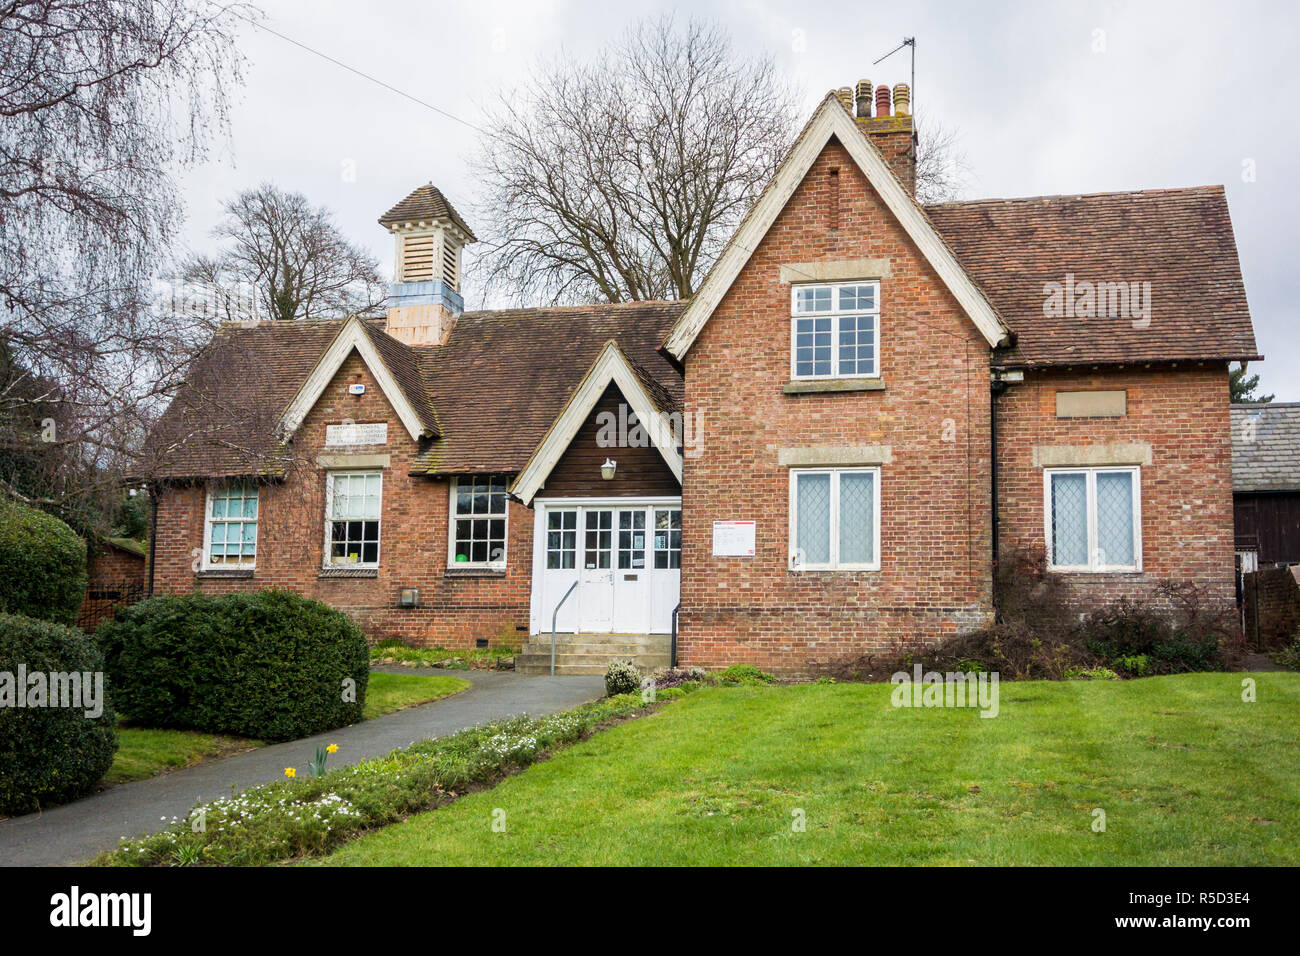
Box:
left=855, top=79, right=872, bottom=118
left=892, top=83, right=910, bottom=116
left=875, top=84, right=891, bottom=118
left=835, top=87, right=853, bottom=112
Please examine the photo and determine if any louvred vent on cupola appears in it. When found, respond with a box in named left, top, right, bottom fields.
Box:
left=441, top=240, right=458, bottom=290
left=399, top=234, right=436, bottom=282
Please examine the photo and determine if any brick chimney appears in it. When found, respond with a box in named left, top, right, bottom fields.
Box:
left=846, top=78, right=917, bottom=196
left=377, top=183, right=476, bottom=346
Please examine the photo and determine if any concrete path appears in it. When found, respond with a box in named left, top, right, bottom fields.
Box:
left=0, top=669, right=604, bottom=866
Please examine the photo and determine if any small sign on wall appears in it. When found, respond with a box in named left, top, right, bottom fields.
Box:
left=326, top=422, right=388, bottom=447
left=712, top=520, right=756, bottom=557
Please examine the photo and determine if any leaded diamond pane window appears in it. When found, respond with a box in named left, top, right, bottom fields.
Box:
left=838, top=472, right=876, bottom=565
left=1050, top=473, right=1088, bottom=567
left=795, top=473, right=831, bottom=565
left=790, top=468, right=880, bottom=570
left=1096, top=472, right=1135, bottom=567
left=1046, top=467, right=1140, bottom=572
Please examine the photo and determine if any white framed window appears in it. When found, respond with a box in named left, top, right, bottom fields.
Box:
left=1044, top=466, right=1142, bottom=572
left=791, top=281, right=881, bottom=380
left=450, top=475, right=509, bottom=567
left=653, top=508, right=682, bottom=569
left=788, top=467, right=881, bottom=571
left=545, top=509, right=577, bottom=569
left=203, top=484, right=259, bottom=569
left=325, top=471, right=382, bottom=568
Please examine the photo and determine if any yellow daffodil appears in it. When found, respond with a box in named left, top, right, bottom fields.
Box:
left=326, top=744, right=338, bottom=754
left=284, top=767, right=296, bottom=778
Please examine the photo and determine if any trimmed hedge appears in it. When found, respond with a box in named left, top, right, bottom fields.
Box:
left=0, top=498, right=87, bottom=624
left=96, top=590, right=368, bottom=742
left=0, top=613, right=117, bottom=815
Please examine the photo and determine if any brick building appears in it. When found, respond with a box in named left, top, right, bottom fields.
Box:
left=141, top=83, right=1259, bottom=675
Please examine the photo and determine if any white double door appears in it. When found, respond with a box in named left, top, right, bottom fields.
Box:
left=533, top=499, right=681, bottom=634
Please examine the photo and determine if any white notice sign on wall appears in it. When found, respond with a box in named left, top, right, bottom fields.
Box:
left=712, top=520, right=756, bottom=557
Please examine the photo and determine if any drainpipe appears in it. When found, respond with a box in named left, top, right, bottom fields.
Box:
left=991, top=379, right=1005, bottom=568
left=989, top=364, right=1024, bottom=609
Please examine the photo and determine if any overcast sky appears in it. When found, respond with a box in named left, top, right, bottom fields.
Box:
left=177, top=0, right=1298, bottom=399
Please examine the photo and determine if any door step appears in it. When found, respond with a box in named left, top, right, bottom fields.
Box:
left=516, top=633, right=672, bottom=675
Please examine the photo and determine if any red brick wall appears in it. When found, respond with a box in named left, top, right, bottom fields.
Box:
left=677, top=139, right=994, bottom=676
left=88, top=544, right=145, bottom=588
left=149, top=351, right=532, bottom=648
left=1242, top=566, right=1300, bottom=647
left=995, top=366, right=1236, bottom=611
left=79, top=543, right=146, bottom=631
left=858, top=120, right=916, bottom=195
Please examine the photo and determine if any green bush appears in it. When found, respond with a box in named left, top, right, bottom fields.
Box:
left=1115, top=653, right=1151, bottom=677
left=0, top=613, right=117, bottom=815
left=1080, top=596, right=1225, bottom=675
left=604, top=659, right=641, bottom=697
left=0, top=498, right=87, bottom=624
left=1064, top=665, right=1120, bottom=681
left=96, top=590, right=368, bottom=742
left=717, top=664, right=778, bottom=684
left=1275, top=638, right=1300, bottom=670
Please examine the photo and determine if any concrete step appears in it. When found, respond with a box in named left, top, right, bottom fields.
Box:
left=515, top=662, right=669, bottom=676
left=515, top=638, right=672, bottom=675
left=517, top=652, right=671, bottom=667
left=521, top=643, right=658, bottom=657
left=526, top=633, right=669, bottom=646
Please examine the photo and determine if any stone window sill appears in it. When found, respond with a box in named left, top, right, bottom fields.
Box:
left=197, top=568, right=254, bottom=579
left=783, top=379, right=886, bottom=395
left=445, top=566, right=507, bottom=578
left=318, top=567, right=379, bottom=579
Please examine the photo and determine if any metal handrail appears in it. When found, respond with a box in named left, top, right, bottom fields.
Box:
left=671, top=601, right=681, bottom=668
left=550, top=580, right=580, bottom=676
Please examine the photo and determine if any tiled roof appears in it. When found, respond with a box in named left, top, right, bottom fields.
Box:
left=413, top=302, right=684, bottom=474
left=377, top=183, right=476, bottom=240
left=141, top=303, right=685, bottom=480
left=1231, top=403, right=1300, bottom=492
left=141, top=321, right=345, bottom=480
left=925, top=187, right=1260, bottom=368
left=359, top=321, right=441, bottom=436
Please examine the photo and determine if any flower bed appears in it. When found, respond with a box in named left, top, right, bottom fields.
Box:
left=95, top=685, right=699, bottom=866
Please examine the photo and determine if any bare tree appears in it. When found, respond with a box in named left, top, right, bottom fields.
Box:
left=181, top=184, right=386, bottom=322
left=0, top=0, right=252, bottom=529
left=914, top=116, right=972, bottom=205
left=472, top=16, right=799, bottom=305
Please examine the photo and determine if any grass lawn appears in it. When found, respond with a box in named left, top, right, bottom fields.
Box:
left=105, top=726, right=262, bottom=787
left=321, top=672, right=1300, bottom=866
left=106, top=672, right=468, bottom=787
left=362, top=672, right=470, bottom=720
